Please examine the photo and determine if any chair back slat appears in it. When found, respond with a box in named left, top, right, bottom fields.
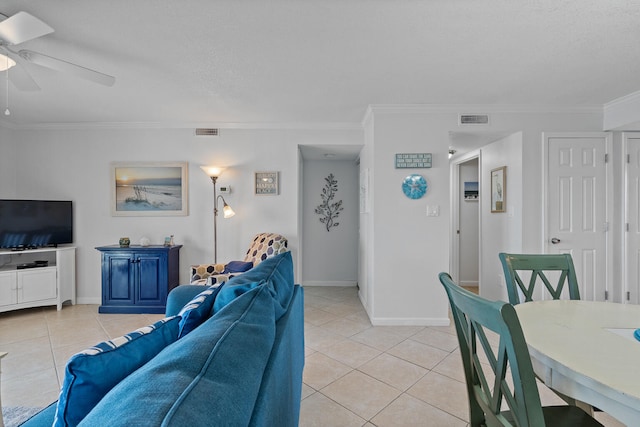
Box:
left=439, top=272, right=546, bottom=426
left=499, top=253, right=580, bottom=305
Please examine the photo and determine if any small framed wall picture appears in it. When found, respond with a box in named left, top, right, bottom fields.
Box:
left=255, top=171, right=279, bottom=195
left=464, top=181, right=479, bottom=201
left=491, top=166, right=506, bottom=213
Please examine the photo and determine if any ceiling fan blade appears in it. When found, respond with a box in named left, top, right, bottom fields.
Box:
left=3, top=51, right=40, bottom=91
left=19, top=49, right=115, bottom=86
left=0, top=11, right=54, bottom=45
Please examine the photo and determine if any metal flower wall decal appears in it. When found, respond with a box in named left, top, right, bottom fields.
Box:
left=315, top=173, right=343, bottom=232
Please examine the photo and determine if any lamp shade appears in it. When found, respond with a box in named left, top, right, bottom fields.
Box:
left=222, top=203, right=235, bottom=218
left=200, top=165, right=225, bottom=178
left=0, top=53, right=16, bottom=71
left=0, top=53, right=16, bottom=72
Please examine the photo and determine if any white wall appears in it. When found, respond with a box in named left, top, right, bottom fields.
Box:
left=459, top=158, right=479, bottom=287
left=359, top=115, right=375, bottom=313
left=362, top=106, right=602, bottom=325
left=3, top=105, right=605, bottom=322
left=302, top=159, right=359, bottom=285
left=479, top=133, right=523, bottom=301
left=368, top=110, right=453, bottom=325
left=0, top=127, right=16, bottom=197
left=7, top=126, right=362, bottom=304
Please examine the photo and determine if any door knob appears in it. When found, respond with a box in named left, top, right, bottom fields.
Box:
left=551, top=238, right=561, bottom=244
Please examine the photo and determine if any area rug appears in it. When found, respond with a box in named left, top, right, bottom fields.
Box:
left=2, top=406, right=43, bottom=427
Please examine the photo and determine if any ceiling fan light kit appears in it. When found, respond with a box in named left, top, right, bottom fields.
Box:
left=4, top=49, right=9, bottom=115
left=0, top=10, right=115, bottom=95
left=0, top=52, right=14, bottom=71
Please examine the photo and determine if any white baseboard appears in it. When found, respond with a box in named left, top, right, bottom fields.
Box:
left=460, top=281, right=479, bottom=287
left=76, top=297, right=101, bottom=305
left=302, top=281, right=357, bottom=287
left=355, top=292, right=450, bottom=326
left=370, top=317, right=451, bottom=326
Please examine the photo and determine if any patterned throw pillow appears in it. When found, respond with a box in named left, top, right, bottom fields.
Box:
left=53, top=316, right=180, bottom=427
left=177, top=282, right=226, bottom=338
left=190, top=263, right=225, bottom=284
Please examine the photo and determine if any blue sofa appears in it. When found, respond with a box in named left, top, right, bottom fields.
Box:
left=21, top=252, right=304, bottom=427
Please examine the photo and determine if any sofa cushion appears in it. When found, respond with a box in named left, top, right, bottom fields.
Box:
left=18, top=401, right=58, bottom=427
left=222, top=260, right=254, bottom=274
left=213, top=251, right=294, bottom=318
left=79, top=282, right=283, bottom=427
left=165, top=285, right=210, bottom=317
left=249, top=285, right=305, bottom=426
left=176, top=282, right=226, bottom=338
left=54, top=316, right=180, bottom=427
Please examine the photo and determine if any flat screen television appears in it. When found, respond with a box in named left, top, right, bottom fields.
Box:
left=0, top=200, right=73, bottom=249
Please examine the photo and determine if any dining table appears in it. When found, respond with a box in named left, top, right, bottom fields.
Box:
left=515, top=300, right=640, bottom=426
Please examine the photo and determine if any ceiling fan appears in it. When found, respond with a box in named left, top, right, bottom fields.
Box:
left=0, top=11, right=115, bottom=91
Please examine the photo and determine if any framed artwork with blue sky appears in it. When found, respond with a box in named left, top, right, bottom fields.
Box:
left=111, top=162, right=188, bottom=216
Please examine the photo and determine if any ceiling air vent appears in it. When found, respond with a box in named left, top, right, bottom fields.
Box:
left=459, top=114, right=490, bottom=125
left=195, top=128, right=219, bottom=136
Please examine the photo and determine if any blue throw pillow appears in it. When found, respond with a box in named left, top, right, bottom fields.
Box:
left=222, top=260, right=254, bottom=274
left=177, top=283, right=226, bottom=338
left=53, top=316, right=180, bottom=427
left=213, top=251, right=294, bottom=317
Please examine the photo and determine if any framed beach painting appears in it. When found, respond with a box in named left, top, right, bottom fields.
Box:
left=111, top=162, right=188, bottom=216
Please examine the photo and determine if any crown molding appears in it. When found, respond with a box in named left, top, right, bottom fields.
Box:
left=604, top=89, right=640, bottom=108
left=603, top=90, right=640, bottom=130
left=1, top=103, right=606, bottom=132
left=361, top=103, right=604, bottom=128
left=366, top=103, right=603, bottom=114
left=0, top=120, right=363, bottom=132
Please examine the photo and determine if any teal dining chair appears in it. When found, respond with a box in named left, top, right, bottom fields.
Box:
left=499, top=253, right=581, bottom=305
left=439, top=272, right=602, bottom=426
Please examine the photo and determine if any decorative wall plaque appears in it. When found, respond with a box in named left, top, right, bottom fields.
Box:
left=255, top=171, right=279, bottom=195
left=395, top=153, right=432, bottom=168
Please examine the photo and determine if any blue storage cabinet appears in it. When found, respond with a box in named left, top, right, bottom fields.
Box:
left=96, top=245, right=182, bottom=314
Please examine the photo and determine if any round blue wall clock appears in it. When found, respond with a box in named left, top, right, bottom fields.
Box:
left=402, top=174, right=428, bottom=199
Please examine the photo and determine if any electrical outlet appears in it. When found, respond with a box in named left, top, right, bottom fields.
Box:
left=219, top=186, right=231, bottom=194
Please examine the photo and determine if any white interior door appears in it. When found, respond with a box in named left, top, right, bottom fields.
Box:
left=546, top=134, right=610, bottom=301
left=625, top=133, right=640, bottom=303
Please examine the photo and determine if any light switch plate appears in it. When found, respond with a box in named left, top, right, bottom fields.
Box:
left=426, top=205, right=440, bottom=217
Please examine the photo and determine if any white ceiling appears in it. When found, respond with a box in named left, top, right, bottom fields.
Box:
left=0, top=0, right=638, bottom=128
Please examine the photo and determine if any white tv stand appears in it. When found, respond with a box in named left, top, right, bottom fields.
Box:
left=0, top=246, right=76, bottom=313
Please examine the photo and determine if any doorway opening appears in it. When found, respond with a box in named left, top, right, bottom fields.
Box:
left=451, top=155, right=480, bottom=294
left=458, top=157, right=480, bottom=293
left=298, top=144, right=362, bottom=288
left=449, top=130, right=519, bottom=300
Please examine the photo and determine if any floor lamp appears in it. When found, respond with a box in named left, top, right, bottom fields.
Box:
left=201, top=166, right=236, bottom=263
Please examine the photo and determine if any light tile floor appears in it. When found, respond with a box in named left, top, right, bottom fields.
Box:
left=0, top=286, right=625, bottom=426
